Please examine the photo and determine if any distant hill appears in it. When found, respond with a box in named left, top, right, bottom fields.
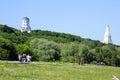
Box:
left=0, top=24, right=120, bottom=67
left=0, top=24, right=102, bottom=45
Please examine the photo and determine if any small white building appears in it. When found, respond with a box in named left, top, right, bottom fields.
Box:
left=21, top=17, right=31, bottom=33
left=103, top=25, right=112, bottom=44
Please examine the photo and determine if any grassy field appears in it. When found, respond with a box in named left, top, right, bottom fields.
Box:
left=0, top=62, right=120, bottom=80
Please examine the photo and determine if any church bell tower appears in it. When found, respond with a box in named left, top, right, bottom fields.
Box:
left=21, top=17, right=31, bottom=33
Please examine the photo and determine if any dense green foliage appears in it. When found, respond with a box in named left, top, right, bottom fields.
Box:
left=30, top=38, right=60, bottom=61
left=0, top=62, right=120, bottom=80
left=0, top=24, right=120, bottom=66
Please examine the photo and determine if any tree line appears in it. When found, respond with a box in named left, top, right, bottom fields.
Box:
left=0, top=24, right=120, bottom=66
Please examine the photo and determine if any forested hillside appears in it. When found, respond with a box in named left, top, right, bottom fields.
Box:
left=0, top=24, right=120, bottom=66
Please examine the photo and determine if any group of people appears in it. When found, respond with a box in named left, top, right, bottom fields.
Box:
left=18, top=54, right=31, bottom=63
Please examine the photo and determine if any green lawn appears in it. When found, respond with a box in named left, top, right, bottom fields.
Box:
left=0, top=62, right=120, bottom=80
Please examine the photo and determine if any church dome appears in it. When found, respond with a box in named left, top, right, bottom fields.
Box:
left=23, top=17, right=29, bottom=20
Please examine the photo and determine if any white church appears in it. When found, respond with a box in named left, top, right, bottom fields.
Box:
left=20, top=17, right=113, bottom=44
left=103, top=25, right=112, bottom=44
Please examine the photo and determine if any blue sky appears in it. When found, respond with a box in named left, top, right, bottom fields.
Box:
left=0, top=0, right=120, bottom=45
